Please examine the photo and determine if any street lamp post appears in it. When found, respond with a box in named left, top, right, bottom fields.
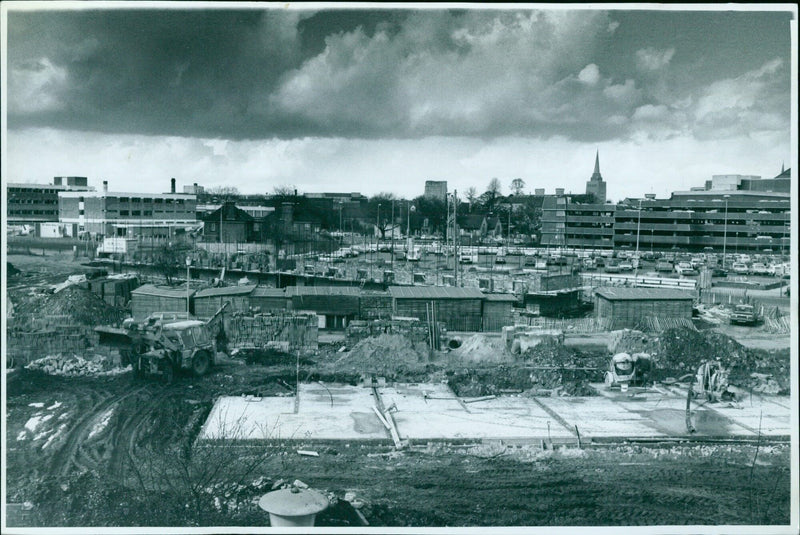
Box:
left=722, top=195, right=730, bottom=268
left=185, top=256, right=191, bottom=316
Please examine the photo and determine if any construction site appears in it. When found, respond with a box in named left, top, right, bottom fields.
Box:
left=4, top=250, right=794, bottom=528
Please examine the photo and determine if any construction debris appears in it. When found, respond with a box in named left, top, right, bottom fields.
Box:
left=334, top=334, right=428, bottom=376
left=25, top=353, right=131, bottom=377
left=10, top=285, right=126, bottom=328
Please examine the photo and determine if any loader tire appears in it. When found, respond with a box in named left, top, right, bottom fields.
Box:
left=162, top=360, right=176, bottom=384
left=192, top=351, right=211, bottom=377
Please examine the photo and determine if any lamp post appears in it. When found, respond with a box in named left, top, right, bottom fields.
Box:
left=722, top=195, right=730, bottom=269
left=185, top=256, right=191, bottom=316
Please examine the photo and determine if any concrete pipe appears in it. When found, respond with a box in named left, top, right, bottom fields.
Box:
left=448, top=337, right=463, bottom=349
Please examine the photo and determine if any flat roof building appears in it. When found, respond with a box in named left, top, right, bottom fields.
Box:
left=58, top=179, right=197, bottom=238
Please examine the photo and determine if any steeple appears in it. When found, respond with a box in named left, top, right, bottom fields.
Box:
left=781, top=161, right=785, bottom=174
left=590, top=150, right=603, bottom=181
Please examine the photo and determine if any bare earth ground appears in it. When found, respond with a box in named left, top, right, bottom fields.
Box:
left=4, top=252, right=793, bottom=527
left=5, top=363, right=792, bottom=528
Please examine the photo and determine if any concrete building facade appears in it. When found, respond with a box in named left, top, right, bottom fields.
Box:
left=424, top=180, right=448, bottom=203
left=58, top=179, right=197, bottom=238
left=7, top=177, right=93, bottom=228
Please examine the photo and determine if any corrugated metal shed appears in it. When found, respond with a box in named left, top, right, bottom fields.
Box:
left=594, top=288, right=694, bottom=301
left=251, top=287, right=287, bottom=298
left=132, top=284, right=196, bottom=299
left=286, top=286, right=362, bottom=297
left=388, top=286, right=485, bottom=299
left=195, top=285, right=257, bottom=298
left=482, top=293, right=518, bottom=302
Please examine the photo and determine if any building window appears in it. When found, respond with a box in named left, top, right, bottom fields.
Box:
left=154, top=198, right=163, bottom=204
left=119, top=197, right=129, bottom=203
left=120, top=210, right=129, bottom=216
left=132, top=210, right=141, bottom=216
left=209, top=223, right=216, bottom=231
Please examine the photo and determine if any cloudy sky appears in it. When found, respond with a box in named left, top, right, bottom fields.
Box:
left=3, top=4, right=795, bottom=201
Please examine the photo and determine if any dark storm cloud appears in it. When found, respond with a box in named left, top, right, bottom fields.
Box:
left=6, top=7, right=793, bottom=142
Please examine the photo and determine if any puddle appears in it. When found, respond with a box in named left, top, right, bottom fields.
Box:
left=631, top=408, right=735, bottom=436
left=351, top=411, right=386, bottom=434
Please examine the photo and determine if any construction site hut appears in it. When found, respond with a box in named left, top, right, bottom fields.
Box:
left=594, top=287, right=694, bottom=329
left=481, top=293, right=518, bottom=332
left=193, top=284, right=257, bottom=319
left=388, top=286, right=485, bottom=332
left=131, top=284, right=196, bottom=320
left=249, top=286, right=289, bottom=313
left=286, top=286, right=361, bottom=330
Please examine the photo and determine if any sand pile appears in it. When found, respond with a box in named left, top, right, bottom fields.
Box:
left=335, top=334, right=428, bottom=375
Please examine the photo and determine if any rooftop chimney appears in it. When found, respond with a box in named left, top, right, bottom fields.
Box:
left=171, top=178, right=176, bottom=193
left=103, top=180, right=108, bottom=193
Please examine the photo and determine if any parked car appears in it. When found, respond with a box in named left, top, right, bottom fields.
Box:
left=618, top=261, right=634, bottom=272
left=750, top=263, right=770, bottom=276
left=731, top=262, right=749, bottom=275
left=711, top=267, right=728, bottom=277
left=605, top=263, right=621, bottom=273
left=675, top=262, right=698, bottom=276
left=655, top=260, right=673, bottom=273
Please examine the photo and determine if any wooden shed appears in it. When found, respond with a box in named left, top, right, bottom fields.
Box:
left=287, top=286, right=361, bottom=330
left=388, top=286, right=485, bottom=332
left=594, top=287, right=694, bottom=329
left=250, top=287, right=288, bottom=313
left=481, top=293, right=518, bottom=332
left=193, top=285, right=257, bottom=319
left=131, top=284, right=195, bottom=320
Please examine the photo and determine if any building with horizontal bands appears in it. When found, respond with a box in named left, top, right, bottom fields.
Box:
left=58, top=178, right=197, bottom=238
left=7, top=176, right=93, bottom=229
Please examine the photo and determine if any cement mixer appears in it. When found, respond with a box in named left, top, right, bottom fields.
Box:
left=604, top=352, right=652, bottom=391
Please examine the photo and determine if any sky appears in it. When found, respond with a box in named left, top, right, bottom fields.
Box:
left=3, top=4, right=796, bottom=201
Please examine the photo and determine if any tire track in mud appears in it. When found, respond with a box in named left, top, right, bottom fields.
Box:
left=49, top=386, right=148, bottom=478
left=106, top=386, right=175, bottom=480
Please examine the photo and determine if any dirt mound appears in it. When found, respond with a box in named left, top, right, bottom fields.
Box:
left=335, top=334, right=428, bottom=376
left=7, top=262, right=21, bottom=276
left=11, top=285, right=126, bottom=327
left=451, top=334, right=510, bottom=362
left=656, top=327, right=789, bottom=393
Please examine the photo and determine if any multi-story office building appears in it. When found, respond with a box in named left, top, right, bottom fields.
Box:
left=58, top=178, right=197, bottom=238
left=6, top=177, right=93, bottom=226
left=424, top=180, right=448, bottom=203
left=540, top=167, right=790, bottom=254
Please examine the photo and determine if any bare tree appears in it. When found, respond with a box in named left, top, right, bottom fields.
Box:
left=206, top=186, right=240, bottom=197
left=272, top=184, right=297, bottom=196
left=510, top=178, right=526, bottom=196
left=484, top=178, right=502, bottom=209
left=465, top=187, right=477, bottom=211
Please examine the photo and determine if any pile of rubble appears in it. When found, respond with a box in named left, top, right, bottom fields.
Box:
left=11, top=285, right=126, bottom=327
left=656, top=327, right=789, bottom=393
left=334, top=334, right=428, bottom=376
left=451, top=334, right=510, bottom=362
left=25, top=353, right=131, bottom=377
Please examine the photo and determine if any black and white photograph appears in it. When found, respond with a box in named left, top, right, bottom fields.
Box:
left=2, top=2, right=797, bottom=532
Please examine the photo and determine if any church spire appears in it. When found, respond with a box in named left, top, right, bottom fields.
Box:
left=591, top=150, right=602, bottom=181
left=781, top=161, right=785, bottom=173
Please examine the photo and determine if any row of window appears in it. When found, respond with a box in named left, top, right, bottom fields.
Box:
left=7, top=209, right=58, bottom=215
left=8, top=198, right=58, bottom=204
left=113, top=197, right=186, bottom=205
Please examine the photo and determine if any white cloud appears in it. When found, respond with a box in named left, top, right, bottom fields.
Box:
left=632, top=104, right=669, bottom=121
left=270, top=10, right=613, bottom=136
left=8, top=57, right=68, bottom=113
left=635, top=47, right=675, bottom=71
left=578, top=64, right=600, bottom=85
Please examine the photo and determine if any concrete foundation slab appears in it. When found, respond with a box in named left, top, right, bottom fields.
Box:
left=199, top=381, right=791, bottom=443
